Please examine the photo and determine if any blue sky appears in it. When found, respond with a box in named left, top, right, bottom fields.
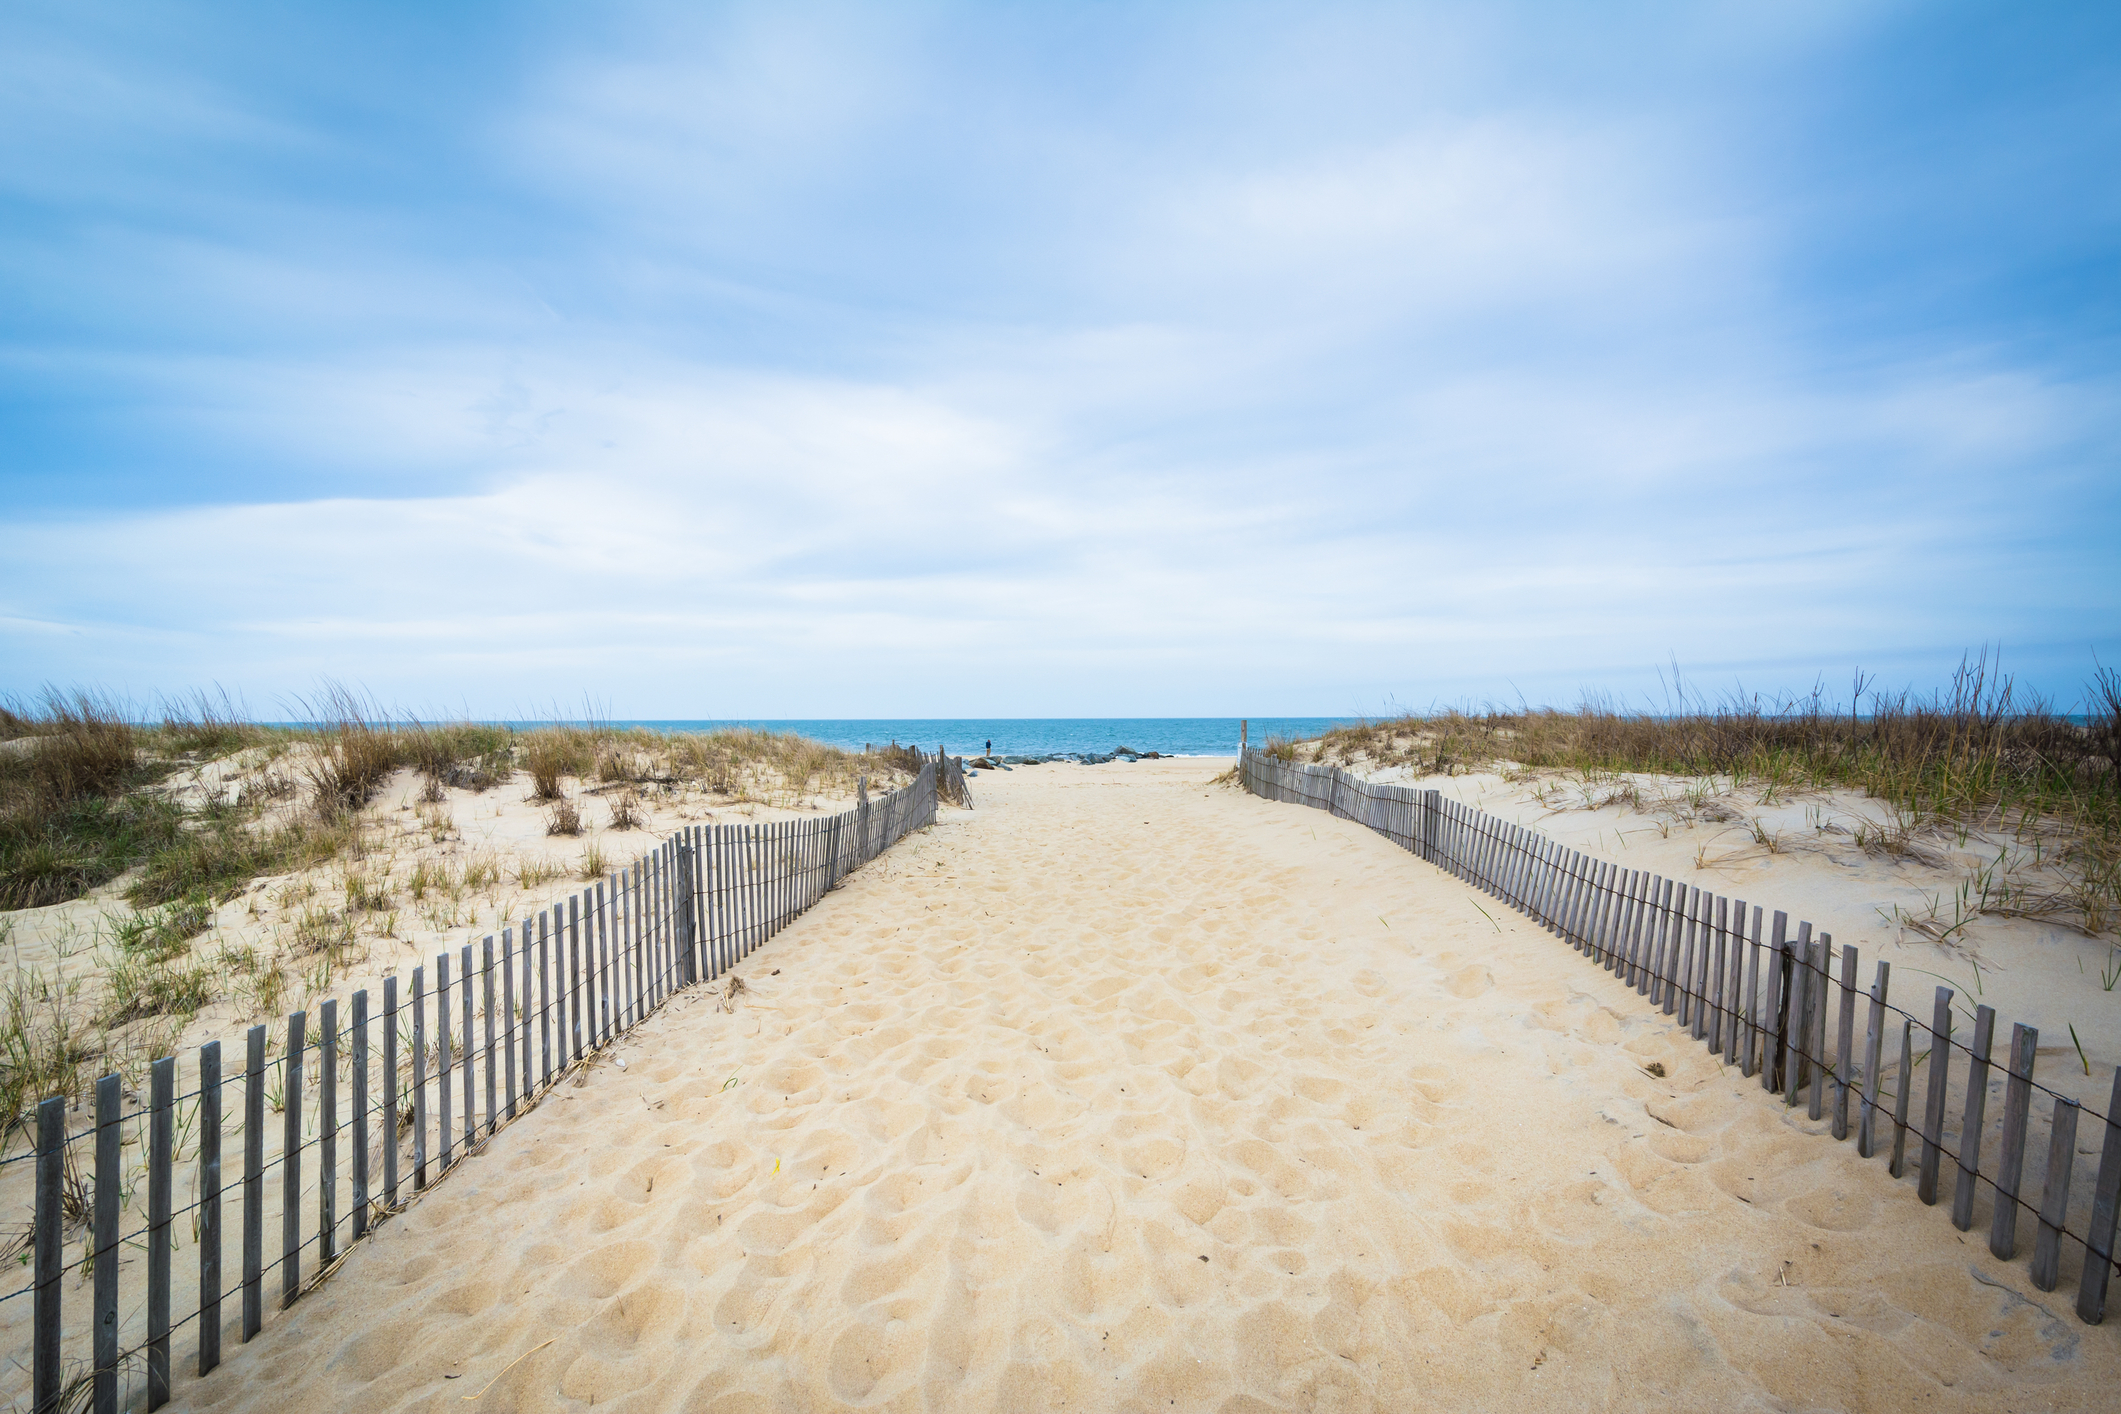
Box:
left=3, top=1, right=2116, bottom=718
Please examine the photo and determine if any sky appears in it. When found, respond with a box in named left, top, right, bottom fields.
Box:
left=3, top=1, right=2116, bottom=720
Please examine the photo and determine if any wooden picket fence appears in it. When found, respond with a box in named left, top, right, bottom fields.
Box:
left=6, top=755, right=958, bottom=1414
left=1240, top=749, right=2121, bottom=1326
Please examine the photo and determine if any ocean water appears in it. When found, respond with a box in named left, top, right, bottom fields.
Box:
left=565, top=718, right=1352, bottom=758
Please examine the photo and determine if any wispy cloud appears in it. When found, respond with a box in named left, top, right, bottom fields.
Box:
left=3, top=1, right=2116, bottom=715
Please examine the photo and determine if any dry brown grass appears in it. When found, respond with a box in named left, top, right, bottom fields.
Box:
left=299, top=684, right=400, bottom=819
left=666, top=727, right=883, bottom=804
left=0, top=690, right=178, bottom=908
left=1298, top=655, right=2121, bottom=936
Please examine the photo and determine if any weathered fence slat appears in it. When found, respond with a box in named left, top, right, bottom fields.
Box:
left=1890, top=1019, right=1915, bottom=1178
left=94, top=1073, right=120, bottom=1414
left=630, top=862, right=646, bottom=1021
left=320, top=998, right=338, bottom=1266
left=436, top=955, right=452, bottom=1171
left=502, top=931, right=518, bottom=1119
left=352, top=989, right=370, bottom=1241
left=456, top=941, right=472, bottom=1153
left=598, top=879, right=614, bottom=1041
left=568, top=895, right=583, bottom=1067
left=1832, top=945, right=1859, bottom=1138
left=1785, top=924, right=1815, bottom=1106
left=1918, top=988, right=1954, bottom=1205
left=1805, top=934, right=1831, bottom=1118
left=1858, top=962, right=1891, bottom=1158
left=1742, top=906, right=1765, bottom=1077
left=33, top=1097, right=62, bottom=1412
left=384, top=974, right=402, bottom=1206
left=242, top=1024, right=265, bottom=1339
left=1952, top=1004, right=1998, bottom=1231
left=197, top=1040, right=222, bottom=1376
left=2078, top=1066, right=2121, bottom=1322
left=282, top=1009, right=305, bottom=1311
left=483, top=937, right=497, bottom=1133
left=148, top=1055, right=174, bottom=1409
left=538, top=911, right=552, bottom=1087
left=2032, top=1097, right=2080, bottom=1291
left=1990, top=1022, right=2037, bottom=1259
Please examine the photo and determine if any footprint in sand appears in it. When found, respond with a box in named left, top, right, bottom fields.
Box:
left=1784, top=1186, right=1876, bottom=1232
left=1445, top=964, right=1493, bottom=998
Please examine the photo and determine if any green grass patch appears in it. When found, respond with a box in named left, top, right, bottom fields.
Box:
left=126, top=817, right=356, bottom=908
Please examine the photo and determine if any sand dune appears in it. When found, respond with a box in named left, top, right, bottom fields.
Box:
left=190, top=758, right=2119, bottom=1412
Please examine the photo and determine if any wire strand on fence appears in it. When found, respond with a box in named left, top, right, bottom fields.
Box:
left=7, top=756, right=948, bottom=1413
left=1236, top=748, right=2121, bottom=1321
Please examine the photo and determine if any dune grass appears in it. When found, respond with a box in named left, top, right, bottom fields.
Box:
left=0, top=691, right=186, bottom=908
left=1296, top=656, right=2121, bottom=935
left=3, top=688, right=906, bottom=914
left=0, top=691, right=920, bottom=1126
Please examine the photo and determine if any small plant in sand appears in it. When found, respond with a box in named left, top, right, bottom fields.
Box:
left=107, top=896, right=213, bottom=962
left=342, top=869, right=391, bottom=914
left=514, top=857, right=560, bottom=889
left=609, top=791, right=644, bottom=830
left=579, top=842, right=608, bottom=879
left=100, top=952, right=214, bottom=1027
left=291, top=905, right=355, bottom=963
left=461, top=852, right=500, bottom=891
left=545, top=799, right=583, bottom=836
left=523, top=735, right=582, bottom=802
left=0, top=971, right=98, bottom=1133
left=407, top=858, right=447, bottom=901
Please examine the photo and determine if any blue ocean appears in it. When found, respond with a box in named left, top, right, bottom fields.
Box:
left=549, top=718, right=1351, bottom=758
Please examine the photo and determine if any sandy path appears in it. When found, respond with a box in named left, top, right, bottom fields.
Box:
left=190, top=759, right=2118, bottom=1412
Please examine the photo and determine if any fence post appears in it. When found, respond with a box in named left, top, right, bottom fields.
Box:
left=501, top=932, right=517, bottom=1118
left=677, top=839, right=698, bottom=986
left=1857, top=962, right=1891, bottom=1157
left=148, top=1055, right=174, bottom=1408
left=383, top=975, right=400, bottom=1208
left=2076, top=1067, right=2121, bottom=1322
left=437, top=955, right=452, bottom=1169
left=483, top=937, right=498, bottom=1130
left=1989, top=1022, right=2037, bottom=1258
left=857, top=776, right=872, bottom=862
left=1890, top=1018, right=1915, bottom=1178
left=2033, top=1098, right=2080, bottom=1290
left=197, top=1040, right=222, bottom=1375
left=320, top=998, right=338, bottom=1267
left=282, top=1009, right=305, bottom=1310
left=242, top=1024, right=265, bottom=1339
left=411, top=965, right=427, bottom=1190
left=94, top=1073, right=120, bottom=1414
left=1952, top=1004, right=1997, bottom=1230
left=1918, top=988, right=1955, bottom=1205
left=352, top=989, right=370, bottom=1240
left=1783, top=925, right=1814, bottom=1102
left=33, top=1096, right=62, bottom=1412
left=458, top=943, right=477, bottom=1142
left=1761, top=912, right=1788, bottom=1090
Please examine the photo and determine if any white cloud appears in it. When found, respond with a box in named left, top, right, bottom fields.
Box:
left=2, top=1, right=2115, bottom=714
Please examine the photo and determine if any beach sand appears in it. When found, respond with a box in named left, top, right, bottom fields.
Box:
left=189, top=757, right=2120, bottom=1412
